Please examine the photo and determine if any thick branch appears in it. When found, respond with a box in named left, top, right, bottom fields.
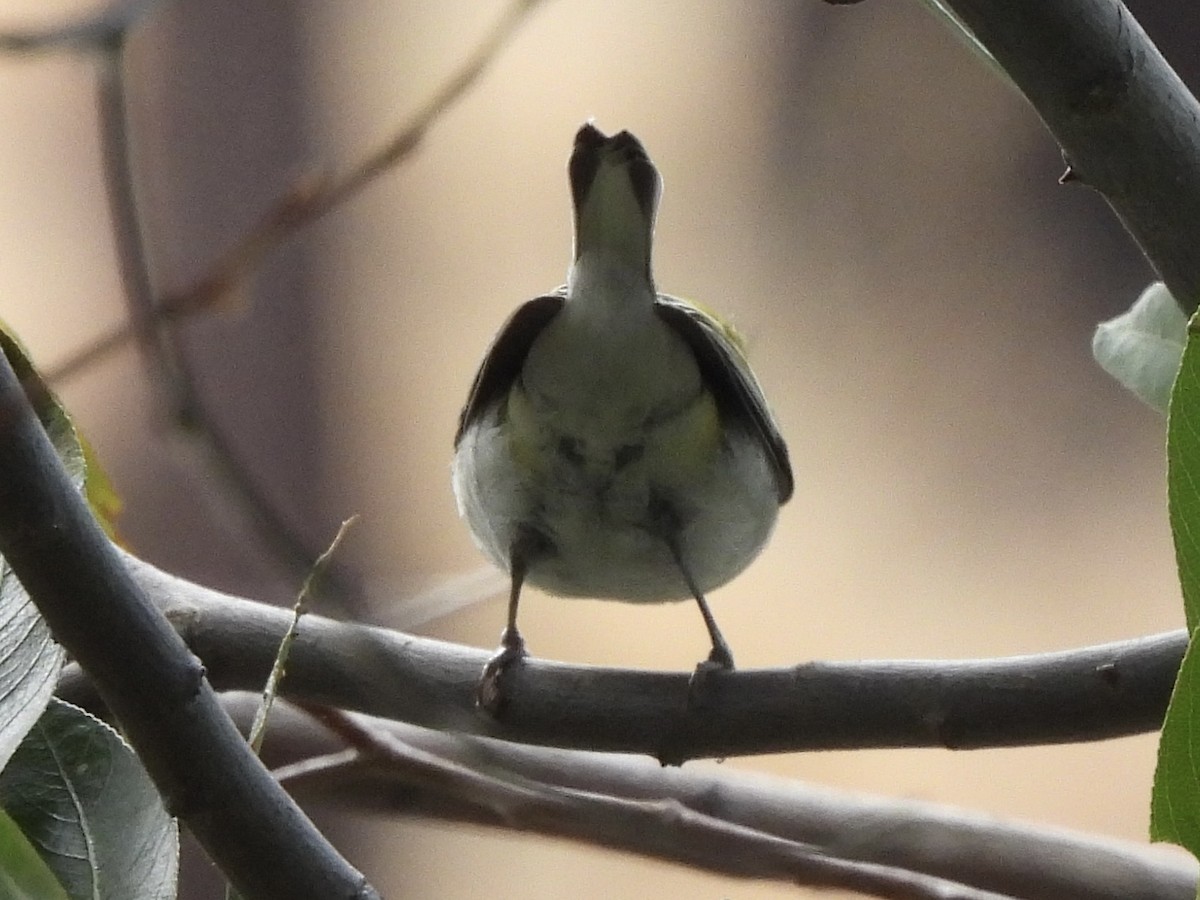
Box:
left=0, top=357, right=376, bottom=898
left=56, top=553, right=1181, bottom=763
left=938, top=0, right=1200, bottom=310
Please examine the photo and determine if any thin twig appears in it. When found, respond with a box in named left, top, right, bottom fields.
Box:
left=289, top=0, right=546, bottom=220
left=94, top=39, right=192, bottom=419
left=89, top=30, right=368, bottom=610
left=248, top=517, right=358, bottom=753
left=42, top=0, right=547, bottom=613
left=46, top=0, right=548, bottom=384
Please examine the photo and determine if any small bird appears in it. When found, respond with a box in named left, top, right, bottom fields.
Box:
left=453, top=124, right=792, bottom=709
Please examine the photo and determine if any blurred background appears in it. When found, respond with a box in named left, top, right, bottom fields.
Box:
left=0, top=0, right=1193, bottom=896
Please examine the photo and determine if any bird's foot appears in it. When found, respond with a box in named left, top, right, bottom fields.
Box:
left=656, top=647, right=736, bottom=767
left=686, top=643, right=734, bottom=707
left=476, top=627, right=527, bottom=716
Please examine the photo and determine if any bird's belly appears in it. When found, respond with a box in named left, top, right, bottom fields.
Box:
left=452, top=402, right=779, bottom=603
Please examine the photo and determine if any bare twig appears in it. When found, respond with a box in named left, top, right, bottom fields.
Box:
left=282, top=0, right=546, bottom=223
left=46, top=0, right=548, bottom=385
left=248, top=516, right=358, bottom=753
left=42, top=175, right=326, bottom=385
left=38, top=0, right=547, bottom=613
left=89, top=31, right=369, bottom=610
left=54, top=552, right=1181, bottom=763
left=0, top=350, right=377, bottom=899
left=225, top=698, right=1194, bottom=900
left=281, top=705, right=1011, bottom=900
left=94, top=40, right=192, bottom=419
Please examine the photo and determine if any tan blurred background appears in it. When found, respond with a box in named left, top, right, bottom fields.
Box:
left=0, top=0, right=1192, bottom=896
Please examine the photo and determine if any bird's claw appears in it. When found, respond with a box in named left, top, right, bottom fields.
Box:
left=476, top=627, right=527, bottom=715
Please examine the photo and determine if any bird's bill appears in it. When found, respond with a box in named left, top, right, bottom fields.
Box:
left=568, top=124, right=661, bottom=266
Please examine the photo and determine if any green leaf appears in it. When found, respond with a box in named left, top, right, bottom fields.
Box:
left=0, top=328, right=84, bottom=493
left=1152, top=308, right=1200, bottom=860
left=0, top=807, right=70, bottom=900
left=0, top=325, right=122, bottom=536
left=1093, top=282, right=1187, bottom=414
left=1151, top=637, right=1200, bottom=850
left=0, top=324, right=122, bottom=535
left=81, top=437, right=122, bottom=542
left=0, top=699, right=177, bottom=900
left=1168, top=311, right=1200, bottom=632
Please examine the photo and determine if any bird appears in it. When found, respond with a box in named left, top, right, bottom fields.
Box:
left=452, top=124, right=792, bottom=711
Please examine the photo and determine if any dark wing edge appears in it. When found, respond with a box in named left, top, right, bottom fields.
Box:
left=453, top=293, right=566, bottom=447
left=655, top=296, right=794, bottom=504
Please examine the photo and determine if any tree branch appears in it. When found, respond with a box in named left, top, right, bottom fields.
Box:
left=225, top=696, right=1200, bottom=900
left=44, top=0, right=549, bottom=387
left=933, top=0, right=1200, bottom=310
left=28, top=0, right=547, bottom=616
left=54, top=552, right=1180, bottom=764
left=89, top=24, right=372, bottom=611
left=94, top=39, right=193, bottom=421
left=0, top=356, right=377, bottom=898
left=288, top=706, right=1012, bottom=900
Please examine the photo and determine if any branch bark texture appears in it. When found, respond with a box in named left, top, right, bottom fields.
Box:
left=250, top=701, right=1197, bottom=900
left=69, top=554, right=1180, bottom=764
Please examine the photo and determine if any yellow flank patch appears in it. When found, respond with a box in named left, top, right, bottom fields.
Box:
left=503, top=382, right=545, bottom=474
left=656, top=389, right=722, bottom=479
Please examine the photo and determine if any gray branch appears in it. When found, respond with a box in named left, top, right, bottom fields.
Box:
left=937, top=0, right=1200, bottom=310
left=53, top=553, right=1180, bottom=765
left=230, top=696, right=1200, bottom=900
left=0, top=355, right=377, bottom=899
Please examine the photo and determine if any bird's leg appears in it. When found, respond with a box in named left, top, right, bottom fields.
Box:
left=476, top=562, right=527, bottom=714
left=657, top=531, right=734, bottom=762
left=650, top=494, right=736, bottom=678
left=652, top=501, right=734, bottom=676
left=669, top=539, right=735, bottom=672
left=694, top=591, right=735, bottom=670
left=476, top=528, right=544, bottom=714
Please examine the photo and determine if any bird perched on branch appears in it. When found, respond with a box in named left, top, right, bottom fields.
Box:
left=453, top=124, right=792, bottom=711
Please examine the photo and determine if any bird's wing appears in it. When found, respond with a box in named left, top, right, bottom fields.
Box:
left=454, top=292, right=567, bottom=447
left=654, top=295, right=793, bottom=504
